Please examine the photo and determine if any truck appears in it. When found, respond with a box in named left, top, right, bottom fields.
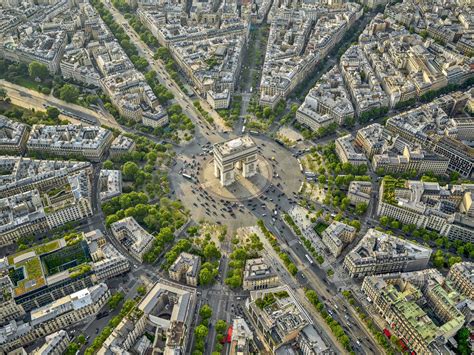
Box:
left=182, top=173, right=193, bottom=181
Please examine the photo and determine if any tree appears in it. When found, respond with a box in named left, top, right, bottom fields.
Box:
left=456, top=327, right=470, bottom=355
left=225, top=274, right=242, bottom=288
left=379, top=215, right=390, bottom=227
left=199, top=304, right=213, bottom=320
left=448, top=256, right=462, bottom=267
left=215, top=319, right=227, bottom=334
left=108, top=292, right=124, bottom=310
left=28, top=61, right=49, bottom=80
left=199, top=268, right=213, bottom=285
left=432, top=252, right=445, bottom=268
left=355, top=202, right=368, bottom=215
left=390, top=220, right=401, bottom=230
left=194, top=324, right=209, bottom=339
left=137, top=284, right=147, bottom=296
left=122, top=161, right=139, bottom=181
left=65, top=342, right=80, bottom=355
left=77, top=334, right=86, bottom=344
left=0, top=88, right=7, bottom=101
left=103, top=160, right=114, bottom=169
left=59, top=84, right=80, bottom=103
left=46, top=106, right=61, bottom=120
left=287, top=263, right=298, bottom=275
left=349, top=220, right=361, bottom=231
left=203, top=243, right=221, bottom=260
left=263, top=106, right=272, bottom=118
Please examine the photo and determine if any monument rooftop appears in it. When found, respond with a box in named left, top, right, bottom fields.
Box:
left=214, top=136, right=257, bottom=157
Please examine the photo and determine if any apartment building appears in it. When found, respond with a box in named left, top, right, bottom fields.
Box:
left=296, top=66, right=354, bottom=132
left=0, top=156, right=92, bottom=198
left=99, top=280, right=197, bottom=355
left=247, top=285, right=312, bottom=351
left=447, top=262, right=474, bottom=299
left=355, top=123, right=387, bottom=159
left=0, top=189, right=47, bottom=246
left=141, top=110, right=169, bottom=129
left=347, top=181, right=372, bottom=205
left=168, top=252, right=201, bottom=286
left=0, top=175, right=93, bottom=247
left=0, top=284, right=110, bottom=352
left=139, top=7, right=248, bottom=100
left=343, top=229, right=432, bottom=278
left=99, top=170, right=122, bottom=202
left=428, top=136, right=474, bottom=178
left=60, top=30, right=101, bottom=86
left=260, top=3, right=361, bottom=108
left=0, top=276, right=25, bottom=323
left=335, top=134, right=367, bottom=166
left=385, top=96, right=474, bottom=178
left=27, top=125, right=114, bottom=162
left=207, top=90, right=231, bottom=110
left=362, top=270, right=466, bottom=355
left=1, top=29, right=67, bottom=74
left=340, top=45, right=388, bottom=116
left=229, top=318, right=253, bottom=355
left=0, top=116, right=29, bottom=154
left=109, top=135, right=136, bottom=158
left=321, top=221, right=357, bottom=257
left=361, top=19, right=472, bottom=104
left=242, top=258, right=279, bottom=291
left=445, top=117, right=474, bottom=142
left=296, top=324, right=331, bottom=355
left=32, top=330, right=70, bottom=355
left=100, top=69, right=164, bottom=124
left=372, top=147, right=450, bottom=176
left=377, top=178, right=474, bottom=242
left=110, top=217, right=155, bottom=262
left=84, top=229, right=130, bottom=282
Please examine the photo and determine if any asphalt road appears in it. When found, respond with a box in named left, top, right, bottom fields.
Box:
left=0, top=79, right=123, bottom=129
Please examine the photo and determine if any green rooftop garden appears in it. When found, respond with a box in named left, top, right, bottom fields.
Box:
left=41, top=241, right=91, bottom=276
left=69, top=264, right=92, bottom=279
left=313, top=221, right=329, bottom=235
left=7, top=239, right=66, bottom=297
left=256, top=293, right=276, bottom=310
left=255, top=291, right=289, bottom=310
left=7, top=239, right=61, bottom=265
left=381, top=176, right=407, bottom=205
left=9, top=257, right=46, bottom=297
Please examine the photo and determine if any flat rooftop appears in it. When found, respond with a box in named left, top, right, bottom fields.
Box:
left=214, top=135, right=257, bottom=157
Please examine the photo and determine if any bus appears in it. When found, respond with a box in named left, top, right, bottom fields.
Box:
left=242, top=125, right=246, bottom=134
left=305, top=254, right=314, bottom=265
left=250, top=130, right=259, bottom=135
left=182, top=173, right=193, bottom=181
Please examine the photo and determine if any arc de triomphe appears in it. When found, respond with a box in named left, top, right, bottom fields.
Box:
left=213, top=136, right=258, bottom=186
